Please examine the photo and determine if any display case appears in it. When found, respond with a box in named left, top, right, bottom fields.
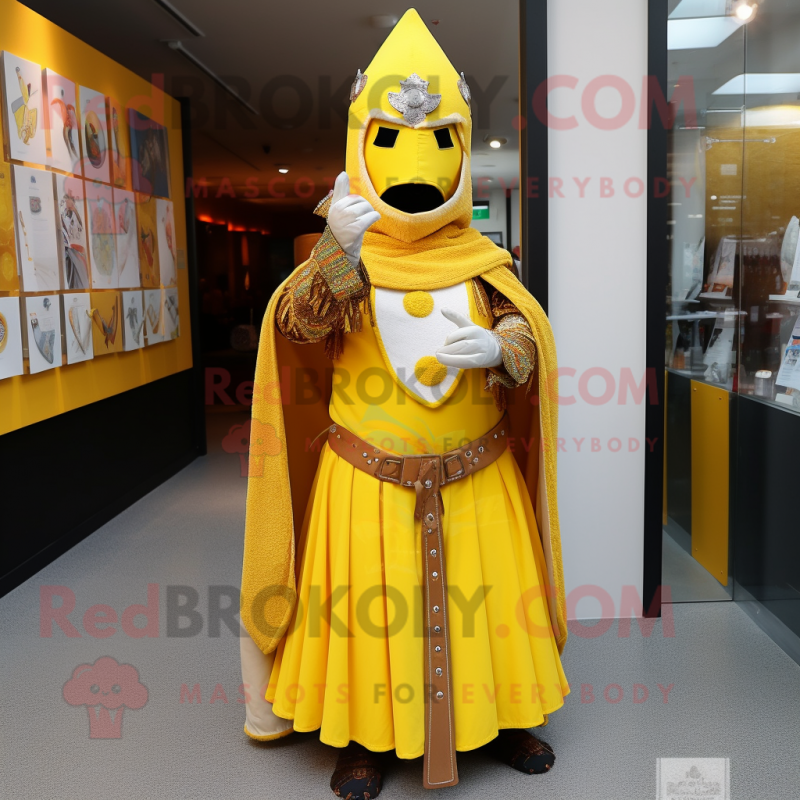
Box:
left=665, top=0, right=800, bottom=655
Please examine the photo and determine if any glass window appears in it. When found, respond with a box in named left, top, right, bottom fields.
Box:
left=664, top=0, right=746, bottom=602
left=665, top=1, right=800, bottom=649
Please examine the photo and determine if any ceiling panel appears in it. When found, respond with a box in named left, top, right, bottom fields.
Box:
left=21, top=0, right=522, bottom=207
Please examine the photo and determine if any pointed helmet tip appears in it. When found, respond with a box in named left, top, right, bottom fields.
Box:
left=396, top=8, right=426, bottom=27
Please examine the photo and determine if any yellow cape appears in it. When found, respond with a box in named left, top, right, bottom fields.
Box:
left=240, top=7, right=566, bottom=665
left=241, top=241, right=566, bottom=658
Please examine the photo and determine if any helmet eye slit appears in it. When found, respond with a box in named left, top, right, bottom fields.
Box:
left=373, top=126, right=400, bottom=148
left=433, top=128, right=454, bottom=149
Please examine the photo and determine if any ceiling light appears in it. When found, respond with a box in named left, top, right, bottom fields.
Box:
left=484, top=136, right=508, bottom=149
left=667, top=16, right=743, bottom=49
left=277, top=166, right=289, bottom=174
left=734, top=1, right=757, bottom=21
left=370, top=15, right=398, bottom=28
left=713, top=73, right=800, bottom=94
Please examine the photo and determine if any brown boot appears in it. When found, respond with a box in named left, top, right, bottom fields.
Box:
left=490, top=728, right=556, bottom=775
left=330, top=742, right=383, bottom=800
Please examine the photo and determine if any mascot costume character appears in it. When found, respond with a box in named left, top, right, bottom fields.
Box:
left=240, top=9, right=569, bottom=797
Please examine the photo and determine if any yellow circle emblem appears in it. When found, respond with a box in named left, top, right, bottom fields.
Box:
left=414, top=355, right=447, bottom=387
left=403, top=291, right=434, bottom=318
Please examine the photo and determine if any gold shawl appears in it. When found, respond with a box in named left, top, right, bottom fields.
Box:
left=240, top=230, right=566, bottom=658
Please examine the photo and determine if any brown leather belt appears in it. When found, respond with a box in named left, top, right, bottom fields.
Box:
left=327, top=415, right=510, bottom=789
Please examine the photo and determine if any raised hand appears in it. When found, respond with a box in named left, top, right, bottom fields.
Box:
left=327, top=171, right=381, bottom=264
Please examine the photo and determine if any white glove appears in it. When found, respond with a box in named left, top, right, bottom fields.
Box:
left=327, top=171, right=381, bottom=264
left=435, top=308, right=503, bottom=369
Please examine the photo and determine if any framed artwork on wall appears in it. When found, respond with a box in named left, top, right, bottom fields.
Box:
left=156, top=198, right=176, bottom=287
left=79, top=87, right=110, bottom=185
left=143, top=287, right=163, bottom=345
left=55, top=173, right=89, bottom=290
left=0, top=295, right=24, bottom=379
left=24, top=294, right=62, bottom=373
left=1, top=0, right=201, bottom=606
left=63, top=292, right=93, bottom=365
left=43, top=69, right=82, bottom=175
left=89, top=290, right=121, bottom=355
left=135, top=193, right=159, bottom=287
left=86, top=180, right=116, bottom=288
left=0, top=161, right=19, bottom=292
left=13, top=164, right=60, bottom=292
left=1, top=52, right=46, bottom=166
left=108, top=96, right=131, bottom=190
left=121, top=289, right=144, bottom=351
left=114, top=188, right=139, bottom=288
left=163, top=286, right=179, bottom=340
left=128, top=109, right=170, bottom=198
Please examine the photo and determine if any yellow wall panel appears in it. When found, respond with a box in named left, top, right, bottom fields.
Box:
left=0, top=0, right=192, bottom=435
left=690, top=380, right=730, bottom=584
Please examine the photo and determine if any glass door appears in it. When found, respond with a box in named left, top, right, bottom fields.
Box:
left=664, top=0, right=747, bottom=602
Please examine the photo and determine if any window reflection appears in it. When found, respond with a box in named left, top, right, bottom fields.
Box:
left=665, top=0, right=800, bottom=618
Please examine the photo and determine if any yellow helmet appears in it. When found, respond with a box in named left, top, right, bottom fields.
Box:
left=345, top=8, right=473, bottom=243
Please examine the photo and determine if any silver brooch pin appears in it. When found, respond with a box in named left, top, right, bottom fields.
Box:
left=350, top=69, right=368, bottom=103
left=388, top=73, right=441, bottom=125
left=457, top=71, right=471, bottom=107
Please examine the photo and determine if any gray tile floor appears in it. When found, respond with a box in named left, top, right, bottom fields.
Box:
left=2, top=409, right=799, bottom=799
left=662, top=530, right=731, bottom=603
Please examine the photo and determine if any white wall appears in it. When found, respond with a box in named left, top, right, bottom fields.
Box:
left=548, top=0, right=648, bottom=619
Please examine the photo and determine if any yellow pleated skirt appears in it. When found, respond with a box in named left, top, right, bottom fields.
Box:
left=266, top=442, right=569, bottom=759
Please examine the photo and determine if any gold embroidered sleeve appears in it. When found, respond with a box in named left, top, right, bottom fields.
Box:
left=487, top=313, right=537, bottom=390
left=276, top=224, right=370, bottom=357
left=490, top=287, right=522, bottom=320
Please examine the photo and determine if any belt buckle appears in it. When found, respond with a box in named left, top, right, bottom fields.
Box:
left=442, top=453, right=465, bottom=481
left=377, top=457, right=403, bottom=483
